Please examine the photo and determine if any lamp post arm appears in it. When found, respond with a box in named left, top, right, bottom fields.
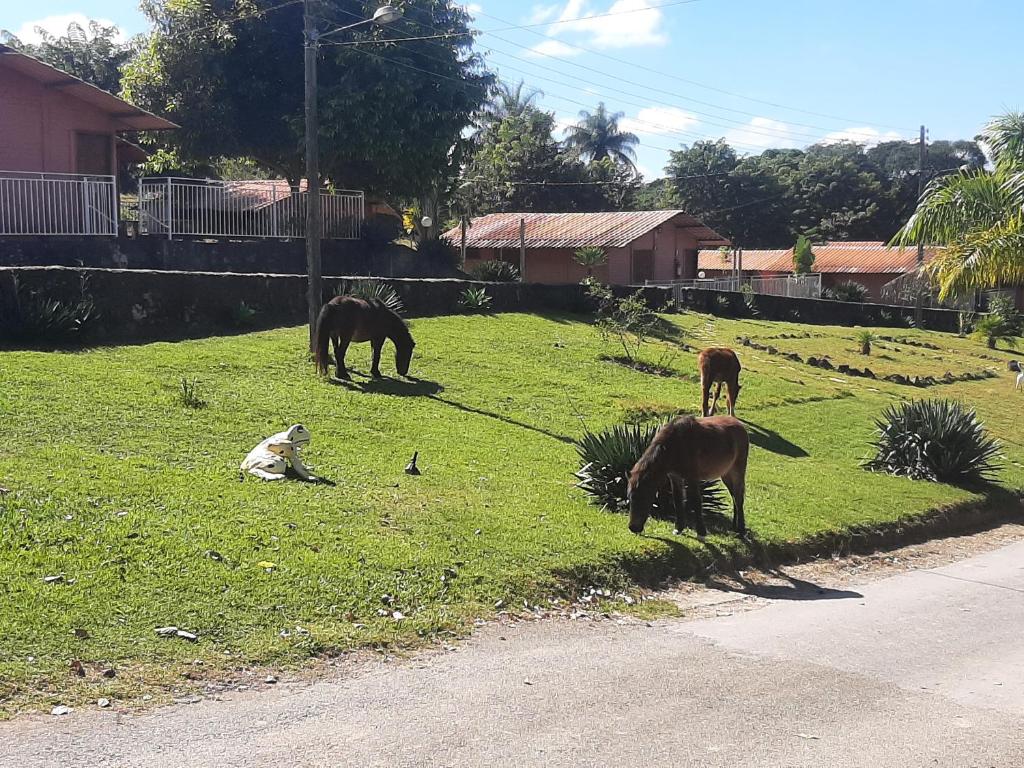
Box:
left=316, top=17, right=374, bottom=42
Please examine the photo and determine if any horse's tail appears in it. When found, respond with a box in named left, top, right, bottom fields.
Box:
left=313, top=302, right=334, bottom=376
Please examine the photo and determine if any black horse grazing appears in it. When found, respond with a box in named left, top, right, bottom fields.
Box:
left=314, top=296, right=415, bottom=380
left=627, top=415, right=749, bottom=537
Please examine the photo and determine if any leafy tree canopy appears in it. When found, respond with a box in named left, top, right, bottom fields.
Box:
left=121, top=0, right=493, bottom=196
left=2, top=19, right=134, bottom=93
left=460, top=104, right=639, bottom=213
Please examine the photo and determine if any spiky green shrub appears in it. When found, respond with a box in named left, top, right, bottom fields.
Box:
left=827, top=280, right=869, bottom=303
left=459, top=286, right=492, bottom=312
left=974, top=314, right=1018, bottom=349
left=573, top=246, right=607, bottom=277
left=339, top=279, right=404, bottom=315
left=0, top=291, right=96, bottom=344
left=855, top=329, right=876, bottom=355
left=575, top=421, right=726, bottom=515
left=864, top=399, right=1001, bottom=484
left=470, top=260, right=520, bottom=282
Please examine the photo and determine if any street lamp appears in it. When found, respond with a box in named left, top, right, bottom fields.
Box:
left=303, top=4, right=403, bottom=348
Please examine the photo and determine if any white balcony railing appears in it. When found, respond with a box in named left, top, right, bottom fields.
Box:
left=137, top=177, right=364, bottom=240
left=0, top=171, right=118, bottom=236
left=651, top=274, right=823, bottom=301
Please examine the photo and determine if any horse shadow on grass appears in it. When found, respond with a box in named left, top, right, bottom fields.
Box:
left=329, top=373, right=444, bottom=397
left=744, top=420, right=809, bottom=458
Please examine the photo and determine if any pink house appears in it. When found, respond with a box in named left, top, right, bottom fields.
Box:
left=446, top=211, right=730, bottom=285
left=0, top=43, right=176, bottom=235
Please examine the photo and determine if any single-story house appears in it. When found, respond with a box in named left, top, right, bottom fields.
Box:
left=0, top=43, right=177, bottom=176
left=446, top=210, right=730, bottom=285
left=697, top=241, right=937, bottom=299
left=1, top=44, right=177, bottom=235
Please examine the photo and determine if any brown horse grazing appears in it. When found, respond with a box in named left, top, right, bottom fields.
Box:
left=314, top=296, right=415, bottom=380
left=627, top=415, right=749, bottom=537
left=698, top=347, right=742, bottom=417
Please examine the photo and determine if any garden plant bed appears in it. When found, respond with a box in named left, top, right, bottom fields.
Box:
left=2, top=311, right=1023, bottom=715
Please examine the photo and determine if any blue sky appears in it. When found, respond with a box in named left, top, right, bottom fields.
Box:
left=5, top=0, right=1023, bottom=179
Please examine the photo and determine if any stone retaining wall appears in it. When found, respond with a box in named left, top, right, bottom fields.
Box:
left=0, top=267, right=967, bottom=344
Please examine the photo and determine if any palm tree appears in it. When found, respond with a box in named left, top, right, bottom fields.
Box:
left=563, top=102, right=640, bottom=170
left=893, top=111, right=1024, bottom=300
left=573, top=246, right=607, bottom=277
left=483, top=80, right=543, bottom=123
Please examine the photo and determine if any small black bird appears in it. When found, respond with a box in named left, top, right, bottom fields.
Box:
left=404, top=452, right=421, bottom=476
left=1009, top=360, right=1022, bottom=373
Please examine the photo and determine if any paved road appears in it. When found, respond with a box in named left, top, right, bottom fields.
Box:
left=5, top=542, right=1024, bottom=767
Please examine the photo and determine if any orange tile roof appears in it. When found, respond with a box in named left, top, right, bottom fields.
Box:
left=698, top=241, right=936, bottom=275
left=445, top=210, right=730, bottom=250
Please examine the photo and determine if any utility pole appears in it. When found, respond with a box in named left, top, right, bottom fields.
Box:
left=304, top=1, right=322, bottom=349
left=519, top=218, right=526, bottom=282
left=914, top=124, right=926, bottom=323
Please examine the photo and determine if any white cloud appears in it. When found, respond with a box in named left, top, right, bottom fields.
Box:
left=526, top=39, right=583, bottom=58
left=549, top=0, right=668, bottom=49
left=821, top=126, right=905, bottom=146
left=723, top=117, right=801, bottom=151
left=621, top=106, right=699, bottom=138
left=8, top=13, right=125, bottom=44
left=554, top=113, right=577, bottom=136
left=527, top=4, right=562, bottom=24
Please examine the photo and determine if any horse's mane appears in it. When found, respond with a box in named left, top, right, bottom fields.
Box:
left=631, top=416, right=694, bottom=482
left=372, top=300, right=413, bottom=345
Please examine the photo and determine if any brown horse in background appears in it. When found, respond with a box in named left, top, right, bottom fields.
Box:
left=314, top=296, right=415, bottom=380
left=628, top=415, right=749, bottom=537
left=698, top=347, right=741, bottom=417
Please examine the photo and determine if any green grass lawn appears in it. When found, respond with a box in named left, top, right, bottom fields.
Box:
left=2, top=310, right=1022, bottom=715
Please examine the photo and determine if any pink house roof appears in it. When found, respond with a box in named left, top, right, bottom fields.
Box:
left=698, top=241, right=936, bottom=274
left=446, top=210, right=730, bottom=249
left=0, top=44, right=178, bottom=132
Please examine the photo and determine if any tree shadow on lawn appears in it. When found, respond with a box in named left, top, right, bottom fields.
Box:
left=329, top=370, right=576, bottom=444
left=744, top=420, right=810, bottom=458
left=427, top=395, right=577, bottom=445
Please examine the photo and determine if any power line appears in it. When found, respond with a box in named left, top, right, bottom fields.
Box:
left=470, top=6, right=913, bottom=133
left=315, top=7, right=782, bottom=153
left=154, top=0, right=302, bottom=43
left=319, top=4, right=908, bottom=147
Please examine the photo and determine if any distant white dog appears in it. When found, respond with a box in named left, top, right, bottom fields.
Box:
left=1009, top=360, right=1023, bottom=390
left=241, top=424, right=316, bottom=481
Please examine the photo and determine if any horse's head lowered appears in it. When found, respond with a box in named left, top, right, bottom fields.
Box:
left=627, top=443, right=664, bottom=534
left=392, top=321, right=416, bottom=377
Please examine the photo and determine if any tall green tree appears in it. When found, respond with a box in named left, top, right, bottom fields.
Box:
left=665, top=139, right=742, bottom=232
left=121, top=0, right=492, bottom=196
left=793, top=234, right=815, bottom=273
left=563, top=102, right=639, bottom=169
left=1, top=20, right=134, bottom=93
left=894, top=112, right=1024, bottom=299
left=481, top=79, right=542, bottom=123
left=461, top=105, right=637, bottom=213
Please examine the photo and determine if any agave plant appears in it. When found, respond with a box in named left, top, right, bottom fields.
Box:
left=339, top=279, right=404, bottom=315
left=459, top=286, right=492, bottom=312
left=1, top=291, right=96, bottom=344
left=470, top=260, right=520, bottom=282
left=864, top=399, right=1001, bottom=484
left=575, top=421, right=726, bottom=516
